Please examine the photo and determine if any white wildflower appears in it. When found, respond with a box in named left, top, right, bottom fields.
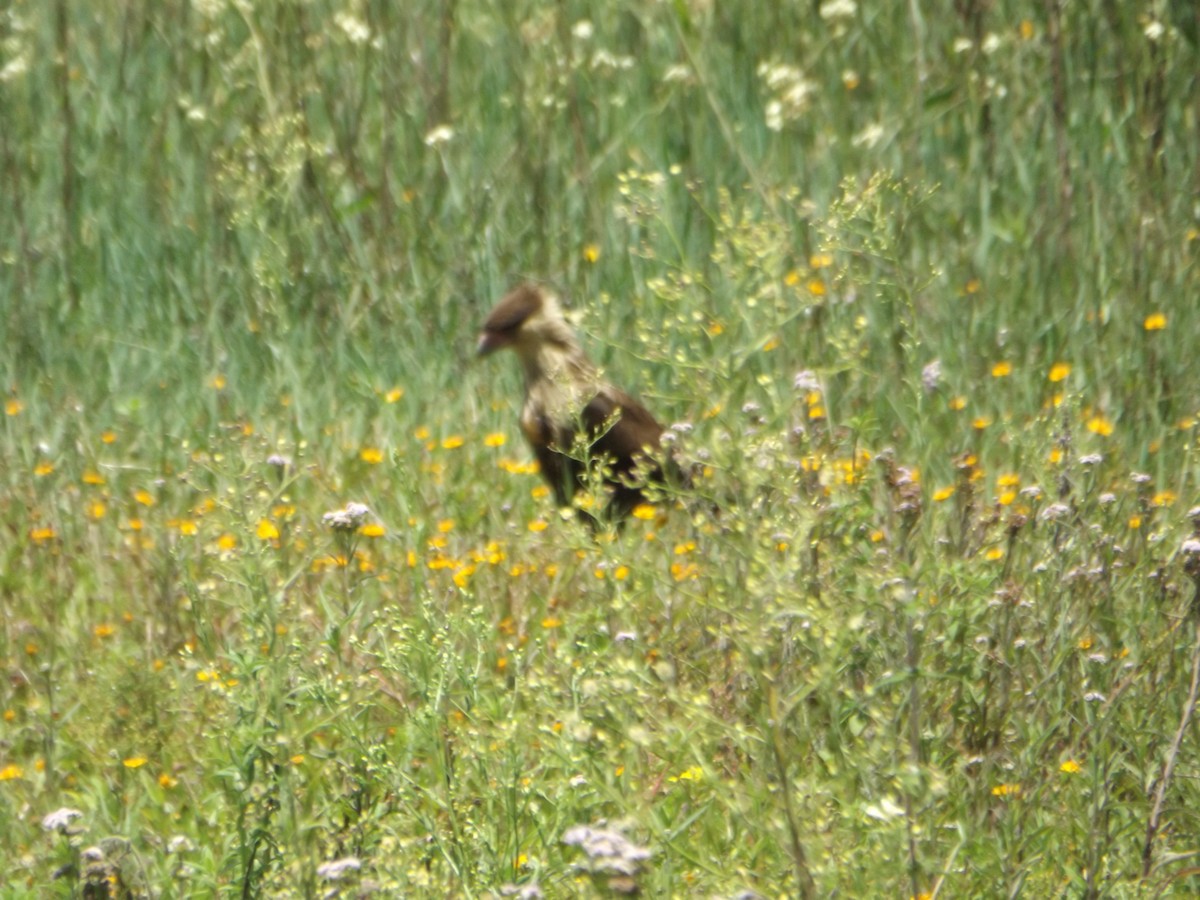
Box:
left=563, top=823, right=651, bottom=877
left=1040, top=503, right=1070, bottom=521
left=424, top=125, right=454, bottom=147
left=323, top=503, right=371, bottom=531
left=317, top=857, right=362, bottom=881
left=820, top=0, right=857, bottom=21
left=793, top=370, right=821, bottom=393
left=921, top=359, right=942, bottom=393
left=1, top=54, right=29, bottom=82
left=335, top=13, right=371, bottom=45
left=41, top=808, right=84, bottom=833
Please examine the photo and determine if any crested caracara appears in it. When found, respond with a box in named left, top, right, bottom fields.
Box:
left=478, top=283, right=682, bottom=524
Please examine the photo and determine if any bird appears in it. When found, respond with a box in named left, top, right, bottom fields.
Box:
left=477, top=283, right=683, bottom=525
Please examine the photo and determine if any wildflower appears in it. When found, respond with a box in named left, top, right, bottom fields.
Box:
left=4, top=399, right=21, bottom=416
left=317, top=857, right=362, bottom=881
left=485, top=432, right=507, bottom=447
left=820, top=0, right=856, bottom=21
left=948, top=396, right=967, bottom=411
left=323, top=503, right=370, bottom=531
left=1078, top=453, right=1103, bottom=465
left=991, top=783, right=1019, bottom=797
left=167, top=835, right=194, bottom=853
left=360, top=523, right=386, bottom=537
left=933, top=486, right=955, bottom=502
left=499, top=883, right=544, bottom=899
left=94, top=623, right=115, bottom=638
left=1048, top=362, right=1071, bottom=383
left=583, top=243, right=600, bottom=263
left=135, top=489, right=155, bottom=506
left=991, top=361, right=1012, bottom=378
left=122, top=757, right=147, bottom=768
left=1144, top=312, right=1166, bottom=331
left=30, top=526, right=57, bottom=542
left=334, top=13, right=370, bottom=44
left=571, top=20, right=594, bottom=40
left=267, top=454, right=291, bottom=471
left=256, top=517, right=280, bottom=540
left=921, top=360, right=941, bottom=393
left=0, top=764, right=22, bottom=781
left=424, top=125, right=454, bottom=147
left=562, top=823, right=651, bottom=877
left=793, top=370, right=821, bottom=393
left=34, top=461, right=54, bottom=476
left=360, top=447, right=384, bottom=464
left=42, top=807, right=84, bottom=833
left=1040, top=503, right=1070, bottom=521
left=1086, top=416, right=1114, bottom=436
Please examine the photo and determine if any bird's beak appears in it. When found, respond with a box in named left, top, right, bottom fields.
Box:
left=476, top=331, right=509, bottom=357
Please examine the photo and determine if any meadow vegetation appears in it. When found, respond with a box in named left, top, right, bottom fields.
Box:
left=2, top=0, right=1199, bottom=896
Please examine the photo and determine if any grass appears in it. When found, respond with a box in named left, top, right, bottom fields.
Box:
left=2, top=0, right=1199, bottom=896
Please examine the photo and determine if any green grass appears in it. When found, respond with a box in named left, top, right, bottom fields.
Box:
left=2, top=0, right=1199, bottom=896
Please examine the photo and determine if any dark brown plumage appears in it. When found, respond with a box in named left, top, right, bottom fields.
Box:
left=478, top=284, right=680, bottom=524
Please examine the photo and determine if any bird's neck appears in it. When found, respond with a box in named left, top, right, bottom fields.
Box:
left=518, top=339, right=595, bottom=391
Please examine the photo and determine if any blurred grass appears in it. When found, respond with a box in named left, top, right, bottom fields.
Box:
left=2, top=0, right=1199, bottom=896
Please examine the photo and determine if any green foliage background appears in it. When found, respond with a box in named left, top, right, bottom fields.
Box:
left=1, top=0, right=1199, bottom=896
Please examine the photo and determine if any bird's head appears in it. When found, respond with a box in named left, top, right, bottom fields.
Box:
left=477, top=284, right=580, bottom=360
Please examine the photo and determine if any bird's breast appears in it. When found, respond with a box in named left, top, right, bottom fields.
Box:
left=521, top=382, right=586, bottom=450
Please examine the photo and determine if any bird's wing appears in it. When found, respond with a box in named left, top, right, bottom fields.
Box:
left=582, top=386, right=664, bottom=472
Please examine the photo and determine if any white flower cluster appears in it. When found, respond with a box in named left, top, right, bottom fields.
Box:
left=323, top=502, right=370, bottom=531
